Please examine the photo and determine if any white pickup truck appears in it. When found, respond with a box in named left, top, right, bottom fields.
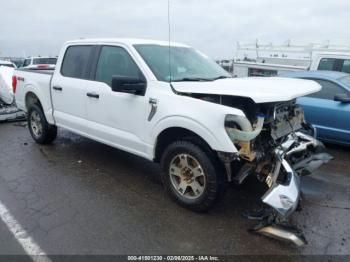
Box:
left=14, top=38, right=331, bottom=245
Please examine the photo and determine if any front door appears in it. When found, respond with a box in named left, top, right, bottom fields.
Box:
left=85, top=45, right=151, bottom=157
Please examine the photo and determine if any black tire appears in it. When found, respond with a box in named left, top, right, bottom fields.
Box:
left=160, top=140, right=226, bottom=212
left=27, top=104, right=57, bottom=144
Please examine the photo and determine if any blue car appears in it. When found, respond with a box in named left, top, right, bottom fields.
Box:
left=281, top=71, right=350, bottom=145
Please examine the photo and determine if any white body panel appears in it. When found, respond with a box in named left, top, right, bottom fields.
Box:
left=14, top=38, right=321, bottom=161
left=0, top=60, right=16, bottom=69
left=14, top=71, right=55, bottom=124
left=50, top=76, right=90, bottom=133
left=0, top=66, right=15, bottom=104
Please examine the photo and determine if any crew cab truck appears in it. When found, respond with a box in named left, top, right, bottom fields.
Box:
left=14, top=39, right=331, bottom=245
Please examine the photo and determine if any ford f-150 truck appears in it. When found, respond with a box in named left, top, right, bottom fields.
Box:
left=13, top=38, right=331, bottom=245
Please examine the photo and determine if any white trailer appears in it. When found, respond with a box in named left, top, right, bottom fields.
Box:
left=232, top=41, right=350, bottom=77
left=233, top=61, right=308, bottom=78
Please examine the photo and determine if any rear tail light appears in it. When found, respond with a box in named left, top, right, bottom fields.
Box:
left=12, top=75, right=17, bottom=93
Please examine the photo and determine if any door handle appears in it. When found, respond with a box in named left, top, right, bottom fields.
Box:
left=86, top=92, right=99, bottom=99
left=53, top=86, right=63, bottom=91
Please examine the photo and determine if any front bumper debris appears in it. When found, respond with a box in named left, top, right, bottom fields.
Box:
left=262, top=159, right=300, bottom=217
left=286, top=132, right=333, bottom=176
left=250, top=132, right=332, bottom=246
left=262, top=132, right=332, bottom=218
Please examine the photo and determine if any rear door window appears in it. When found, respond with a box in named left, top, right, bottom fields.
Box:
left=61, top=46, right=94, bottom=79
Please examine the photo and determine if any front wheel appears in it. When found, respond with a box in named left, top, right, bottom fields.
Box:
left=28, top=104, right=57, bottom=144
left=160, top=141, right=226, bottom=212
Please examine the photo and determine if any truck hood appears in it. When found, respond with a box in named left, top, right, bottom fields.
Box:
left=171, top=77, right=321, bottom=103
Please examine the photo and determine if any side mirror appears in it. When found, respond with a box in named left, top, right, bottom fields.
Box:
left=334, top=93, right=350, bottom=103
left=111, top=76, right=146, bottom=95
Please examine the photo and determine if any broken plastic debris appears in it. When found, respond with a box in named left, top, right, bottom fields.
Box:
left=0, top=101, right=26, bottom=122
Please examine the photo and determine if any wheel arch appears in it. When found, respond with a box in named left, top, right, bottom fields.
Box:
left=25, top=91, right=43, bottom=111
left=152, top=116, right=237, bottom=162
left=154, top=126, right=216, bottom=163
left=23, top=85, right=55, bottom=125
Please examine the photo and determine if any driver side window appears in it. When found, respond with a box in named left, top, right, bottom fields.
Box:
left=95, top=46, right=143, bottom=87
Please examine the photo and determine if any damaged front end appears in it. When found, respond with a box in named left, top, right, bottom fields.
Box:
left=221, top=100, right=332, bottom=246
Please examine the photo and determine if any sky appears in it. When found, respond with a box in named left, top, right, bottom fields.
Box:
left=0, top=0, right=349, bottom=59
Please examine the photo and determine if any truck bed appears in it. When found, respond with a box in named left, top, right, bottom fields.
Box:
left=14, top=68, right=54, bottom=119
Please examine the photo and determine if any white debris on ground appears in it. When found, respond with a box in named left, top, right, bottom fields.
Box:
left=0, top=101, right=26, bottom=122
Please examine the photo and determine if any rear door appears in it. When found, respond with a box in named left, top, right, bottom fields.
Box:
left=297, top=79, right=350, bottom=144
left=51, top=45, right=96, bottom=133
left=84, top=45, right=150, bottom=157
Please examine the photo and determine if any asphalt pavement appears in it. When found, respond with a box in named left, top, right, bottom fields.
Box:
left=0, top=122, right=349, bottom=256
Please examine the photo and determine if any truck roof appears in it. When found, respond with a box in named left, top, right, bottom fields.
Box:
left=65, top=38, right=190, bottom=47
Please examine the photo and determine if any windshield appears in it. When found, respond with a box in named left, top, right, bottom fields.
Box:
left=134, top=44, right=231, bottom=82
left=338, top=76, right=350, bottom=89
left=33, top=58, right=57, bottom=65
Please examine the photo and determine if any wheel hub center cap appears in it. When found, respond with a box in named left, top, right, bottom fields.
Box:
left=181, top=167, right=193, bottom=182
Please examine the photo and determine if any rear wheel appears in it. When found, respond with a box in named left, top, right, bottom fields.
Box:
left=161, top=140, right=226, bottom=212
left=28, top=104, right=57, bottom=144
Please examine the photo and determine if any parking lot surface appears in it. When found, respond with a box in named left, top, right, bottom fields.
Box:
left=0, top=122, right=349, bottom=255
